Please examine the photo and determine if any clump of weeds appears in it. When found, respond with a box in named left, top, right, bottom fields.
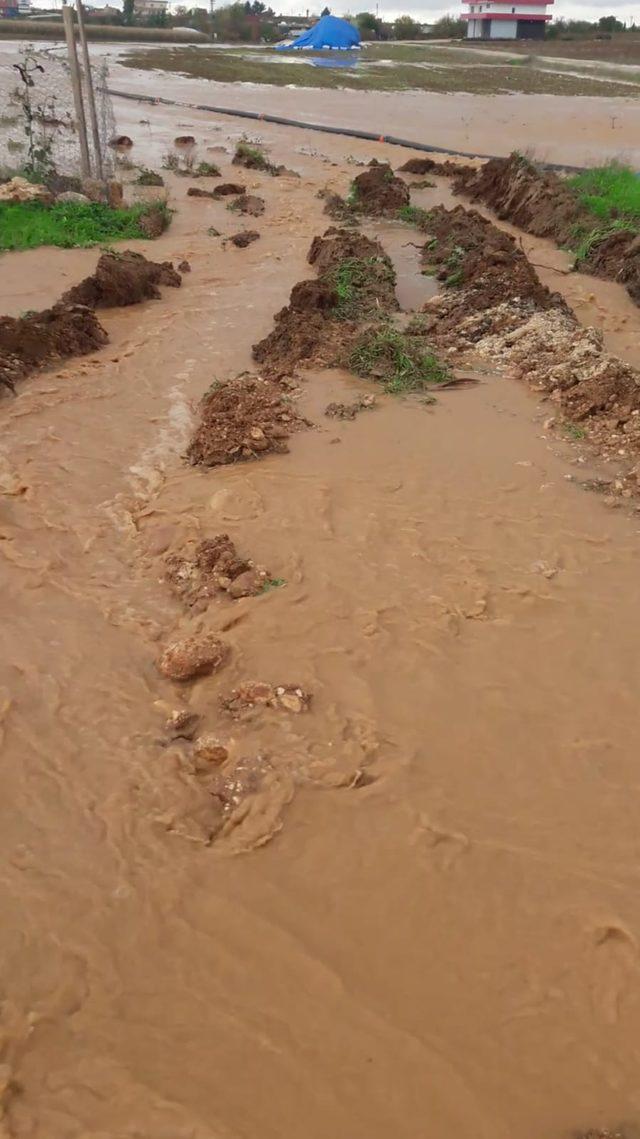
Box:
left=347, top=323, right=449, bottom=394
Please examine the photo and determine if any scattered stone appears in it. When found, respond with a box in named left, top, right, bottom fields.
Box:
left=56, top=190, right=91, bottom=204
left=165, top=708, right=201, bottom=740
left=229, top=230, right=260, bottom=248
left=177, top=260, right=191, bottom=273
left=174, top=135, right=196, bottom=146
left=207, top=226, right=221, bottom=237
left=0, top=176, right=52, bottom=206
left=325, top=394, right=376, bottom=419
left=222, top=681, right=310, bottom=717
left=192, top=734, right=229, bottom=771
left=210, top=754, right=273, bottom=812
left=165, top=534, right=268, bottom=605
left=158, top=633, right=230, bottom=682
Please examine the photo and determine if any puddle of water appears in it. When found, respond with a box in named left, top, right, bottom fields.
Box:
left=365, top=221, right=439, bottom=311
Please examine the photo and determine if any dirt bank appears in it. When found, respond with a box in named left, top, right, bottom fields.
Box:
left=0, top=303, right=106, bottom=392
left=187, top=374, right=308, bottom=467
left=455, top=154, right=640, bottom=307
left=63, top=250, right=182, bottom=308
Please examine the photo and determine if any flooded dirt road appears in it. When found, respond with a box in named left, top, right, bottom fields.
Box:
left=3, top=112, right=640, bottom=1139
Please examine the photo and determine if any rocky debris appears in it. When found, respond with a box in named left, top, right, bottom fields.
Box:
left=228, top=230, right=260, bottom=248
left=0, top=176, right=52, bottom=206
left=56, top=190, right=91, bottom=204
left=350, top=161, right=410, bottom=216
left=325, top=394, right=376, bottom=419
left=158, top=633, right=230, bottom=682
left=0, top=304, right=107, bottom=394
left=229, top=194, right=265, bottom=217
left=209, top=753, right=274, bottom=813
left=187, top=374, right=308, bottom=468
left=165, top=709, right=201, bottom=740
left=214, top=183, right=246, bottom=198
left=221, top=681, right=311, bottom=718
left=108, top=135, right=133, bottom=149
left=165, top=534, right=269, bottom=606
left=580, top=229, right=640, bottom=305
left=418, top=205, right=567, bottom=331
left=192, top=734, right=229, bottom=771
left=62, top=251, right=181, bottom=309
left=81, top=178, right=123, bottom=207
left=177, top=259, right=191, bottom=273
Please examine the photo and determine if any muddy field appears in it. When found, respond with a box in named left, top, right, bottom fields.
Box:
left=3, top=95, right=640, bottom=1139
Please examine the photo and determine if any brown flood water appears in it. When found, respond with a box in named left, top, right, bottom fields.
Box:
left=2, top=115, right=640, bottom=1139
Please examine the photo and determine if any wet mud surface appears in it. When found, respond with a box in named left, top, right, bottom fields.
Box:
left=3, top=96, right=640, bottom=1139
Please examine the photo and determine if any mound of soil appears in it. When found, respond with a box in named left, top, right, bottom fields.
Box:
left=420, top=205, right=566, bottom=324
left=454, top=154, right=582, bottom=245
left=229, top=230, right=260, bottom=248
left=581, top=229, right=640, bottom=304
left=232, top=147, right=281, bottom=176
left=138, top=205, right=170, bottom=239
left=352, top=162, right=410, bottom=216
left=166, top=534, right=268, bottom=607
left=187, top=187, right=217, bottom=200
left=253, top=229, right=397, bottom=378
left=214, top=183, right=246, bottom=198
left=187, top=374, right=308, bottom=467
left=398, top=157, right=475, bottom=178
left=62, top=251, right=181, bottom=309
left=230, top=194, right=265, bottom=217
left=0, top=304, right=107, bottom=393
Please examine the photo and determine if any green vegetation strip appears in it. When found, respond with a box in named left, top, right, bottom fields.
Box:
left=348, top=325, right=449, bottom=394
left=568, top=162, right=640, bottom=226
left=0, top=201, right=167, bottom=252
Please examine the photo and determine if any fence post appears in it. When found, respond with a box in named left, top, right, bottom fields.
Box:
left=75, top=0, right=104, bottom=180
left=62, top=3, right=91, bottom=179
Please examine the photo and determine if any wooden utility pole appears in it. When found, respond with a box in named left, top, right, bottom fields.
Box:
left=62, top=3, right=91, bottom=179
left=75, top=0, right=103, bottom=179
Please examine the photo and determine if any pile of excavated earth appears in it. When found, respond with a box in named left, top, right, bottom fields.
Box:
left=0, top=251, right=182, bottom=392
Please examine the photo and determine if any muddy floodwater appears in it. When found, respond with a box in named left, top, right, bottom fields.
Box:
left=3, top=96, right=640, bottom=1139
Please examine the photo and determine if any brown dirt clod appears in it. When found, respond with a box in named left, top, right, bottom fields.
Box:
left=62, top=251, right=181, bottom=309
left=165, top=534, right=268, bottom=606
left=187, top=374, right=308, bottom=468
left=230, top=194, right=265, bottom=217
left=213, top=183, right=247, bottom=198
left=351, top=161, right=410, bottom=216
left=158, top=633, right=230, bottom=682
left=221, top=681, right=311, bottom=718
left=229, top=230, right=261, bottom=248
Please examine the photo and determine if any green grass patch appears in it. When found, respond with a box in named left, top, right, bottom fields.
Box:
left=397, top=204, right=431, bottom=228
left=570, top=218, right=636, bottom=263
left=261, top=577, right=286, bottom=593
left=348, top=324, right=449, bottom=394
left=328, top=256, right=396, bottom=320
left=567, top=162, right=640, bottom=227
left=563, top=422, right=587, bottom=441
left=0, top=200, right=168, bottom=252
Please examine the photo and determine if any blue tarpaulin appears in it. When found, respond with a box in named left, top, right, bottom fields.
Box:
left=277, top=14, right=361, bottom=50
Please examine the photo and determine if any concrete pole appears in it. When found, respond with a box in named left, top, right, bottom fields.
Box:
left=75, top=0, right=104, bottom=180
left=62, top=3, right=91, bottom=179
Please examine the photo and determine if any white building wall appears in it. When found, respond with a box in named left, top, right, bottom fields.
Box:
left=485, top=4, right=548, bottom=13
left=491, top=18, right=517, bottom=35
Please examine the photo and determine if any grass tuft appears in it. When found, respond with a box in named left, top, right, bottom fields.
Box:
left=397, top=203, right=431, bottom=228
left=568, top=162, right=640, bottom=227
left=328, top=256, right=395, bottom=320
left=348, top=324, right=449, bottom=394
left=0, top=200, right=168, bottom=252
left=136, top=168, right=164, bottom=186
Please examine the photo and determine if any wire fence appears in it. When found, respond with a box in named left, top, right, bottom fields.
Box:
left=0, top=44, right=116, bottom=181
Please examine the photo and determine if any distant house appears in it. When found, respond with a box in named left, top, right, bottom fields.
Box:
left=133, top=0, right=168, bottom=17
left=0, top=0, right=31, bottom=17
left=463, top=0, right=552, bottom=39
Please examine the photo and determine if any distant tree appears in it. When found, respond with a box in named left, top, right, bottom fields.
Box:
left=321, top=5, right=331, bottom=13
left=122, top=0, right=135, bottom=24
left=392, top=13, right=421, bottom=38
left=429, top=13, right=465, bottom=37
left=597, top=14, right=624, bottom=31
left=356, top=10, right=382, bottom=37
left=148, top=9, right=168, bottom=25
